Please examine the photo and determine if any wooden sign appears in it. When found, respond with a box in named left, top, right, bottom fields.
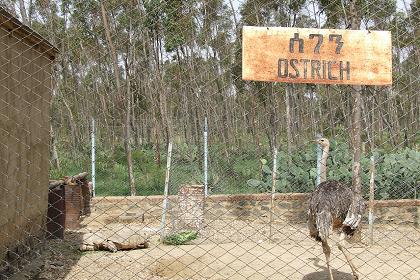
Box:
left=242, top=26, right=392, bottom=85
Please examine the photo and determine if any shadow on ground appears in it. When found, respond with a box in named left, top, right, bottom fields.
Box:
left=302, top=258, right=354, bottom=280
left=4, top=231, right=84, bottom=280
left=303, top=270, right=353, bottom=280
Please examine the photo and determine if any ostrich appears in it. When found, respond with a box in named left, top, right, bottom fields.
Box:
left=308, top=138, right=365, bottom=280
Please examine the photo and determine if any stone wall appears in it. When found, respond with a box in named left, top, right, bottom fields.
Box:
left=92, top=194, right=420, bottom=227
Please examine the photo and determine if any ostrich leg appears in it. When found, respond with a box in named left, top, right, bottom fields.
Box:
left=322, top=240, right=334, bottom=280
left=337, top=233, right=359, bottom=280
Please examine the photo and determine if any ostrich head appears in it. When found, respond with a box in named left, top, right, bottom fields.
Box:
left=315, top=137, right=330, bottom=149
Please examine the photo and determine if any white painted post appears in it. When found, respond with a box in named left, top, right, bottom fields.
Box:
left=160, top=142, right=173, bottom=240
left=368, top=155, right=375, bottom=245
left=204, top=117, right=208, bottom=196
left=316, top=133, right=322, bottom=186
left=269, top=147, right=278, bottom=240
left=91, top=117, right=96, bottom=197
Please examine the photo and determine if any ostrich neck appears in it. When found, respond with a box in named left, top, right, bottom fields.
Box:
left=320, top=145, right=329, bottom=183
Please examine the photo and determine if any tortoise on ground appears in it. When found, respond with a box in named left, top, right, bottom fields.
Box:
left=79, top=225, right=149, bottom=252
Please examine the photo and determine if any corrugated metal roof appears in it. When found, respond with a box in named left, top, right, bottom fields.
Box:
left=0, top=6, right=59, bottom=60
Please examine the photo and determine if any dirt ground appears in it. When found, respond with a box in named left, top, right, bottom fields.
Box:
left=24, top=217, right=420, bottom=280
left=9, top=202, right=419, bottom=280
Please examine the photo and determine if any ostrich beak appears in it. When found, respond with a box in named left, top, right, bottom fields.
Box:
left=313, top=139, right=322, bottom=145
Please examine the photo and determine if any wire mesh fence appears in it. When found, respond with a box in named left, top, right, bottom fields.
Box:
left=0, top=0, right=419, bottom=279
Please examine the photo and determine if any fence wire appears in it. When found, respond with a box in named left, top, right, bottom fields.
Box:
left=0, top=0, right=419, bottom=279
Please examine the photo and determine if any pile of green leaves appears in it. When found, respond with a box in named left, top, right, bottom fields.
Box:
left=162, top=231, right=198, bottom=245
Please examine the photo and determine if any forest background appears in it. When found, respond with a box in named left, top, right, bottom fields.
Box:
left=2, top=0, right=418, bottom=199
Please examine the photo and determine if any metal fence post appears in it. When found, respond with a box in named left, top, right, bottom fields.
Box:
left=369, top=155, right=376, bottom=245
left=204, top=117, right=209, bottom=196
left=160, top=142, right=173, bottom=240
left=269, top=147, right=278, bottom=240
left=91, top=117, right=96, bottom=197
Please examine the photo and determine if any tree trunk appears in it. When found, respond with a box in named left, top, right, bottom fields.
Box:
left=62, top=98, right=77, bottom=148
left=50, top=124, right=60, bottom=171
left=285, top=85, right=293, bottom=164
left=341, top=2, right=365, bottom=239
left=101, top=2, right=136, bottom=195
left=125, top=57, right=136, bottom=196
left=351, top=87, right=362, bottom=194
left=349, top=3, right=362, bottom=195
left=18, top=0, right=28, bottom=25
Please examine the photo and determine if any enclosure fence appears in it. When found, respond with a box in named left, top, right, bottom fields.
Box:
left=0, top=0, right=419, bottom=279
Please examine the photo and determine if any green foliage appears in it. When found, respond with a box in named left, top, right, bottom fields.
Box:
left=375, top=148, right=420, bottom=199
left=50, top=150, right=87, bottom=180
left=232, top=159, right=260, bottom=180
left=163, top=231, right=198, bottom=245
left=246, top=141, right=420, bottom=198
left=173, top=142, right=198, bottom=163
left=50, top=144, right=166, bottom=196
left=246, top=158, right=276, bottom=192
left=51, top=139, right=419, bottom=200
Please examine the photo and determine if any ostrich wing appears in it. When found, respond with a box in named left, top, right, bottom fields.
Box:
left=343, top=194, right=365, bottom=230
left=343, top=212, right=362, bottom=229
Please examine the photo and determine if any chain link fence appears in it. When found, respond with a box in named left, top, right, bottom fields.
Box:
left=1, top=0, right=419, bottom=279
